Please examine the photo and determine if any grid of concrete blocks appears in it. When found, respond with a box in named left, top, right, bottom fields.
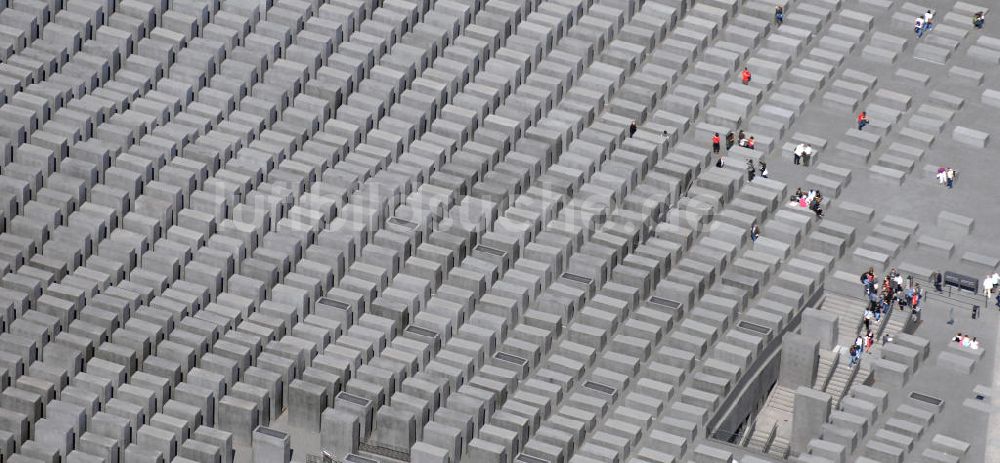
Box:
left=0, top=0, right=994, bottom=460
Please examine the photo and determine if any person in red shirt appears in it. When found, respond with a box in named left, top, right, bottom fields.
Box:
left=712, top=132, right=721, bottom=153
left=741, top=67, right=751, bottom=84
left=747, top=136, right=756, bottom=150
left=858, top=111, right=869, bottom=130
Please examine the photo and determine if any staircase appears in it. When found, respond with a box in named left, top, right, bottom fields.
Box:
left=818, top=291, right=907, bottom=408
left=746, top=385, right=796, bottom=458
left=824, top=357, right=868, bottom=409
left=746, top=424, right=770, bottom=452
left=872, top=308, right=908, bottom=352
left=770, top=433, right=791, bottom=459
left=821, top=292, right=868, bottom=347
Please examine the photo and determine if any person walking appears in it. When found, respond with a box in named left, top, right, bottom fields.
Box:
left=924, top=10, right=934, bottom=31
left=946, top=168, right=956, bottom=188
left=741, top=67, right=752, bottom=84
left=857, top=111, right=869, bottom=130
left=758, top=160, right=768, bottom=178
left=629, top=120, right=637, bottom=137
left=915, top=15, right=925, bottom=37
left=712, top=132, right=721, bottom=154
left=775, top=5, right=784, bottom=24
left=746, top=159, right=756, bottom=182
left=750, top=222, right=760, bottom=242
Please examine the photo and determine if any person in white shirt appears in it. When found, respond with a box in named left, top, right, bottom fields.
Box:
left=970, top=337, right=980, bottom=350
left=793, top=143, right=806, bottom=165
left=988, top=273, right=1000, bottom=298
left=924, top=10, right=934, bottom=30
left=915, top=16, right=925, bottom=37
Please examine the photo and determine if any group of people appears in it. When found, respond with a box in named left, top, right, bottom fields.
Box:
left=935, top=167, right=957, bottom=189
left=746, top=159, right=767, bottom=181
left=861, top=267, right=924, bottom=312
left=792, top=143, right=816, bottom=165
left=862, top=267, right=924, bottom=315
left=850, top=268, right=925, bottom=365
left=914, top=10, right=934, bottom=37
left=952, top=333, right=981, bottom=350
left=789, top=188, right=824, bottom=217
left=712, top=130, right=757, bottom=153
left=849, top=331, right=876, bottom=365
left=713, top=130, right=762, bottom=175
left=916, top=9, right=987, bottom=35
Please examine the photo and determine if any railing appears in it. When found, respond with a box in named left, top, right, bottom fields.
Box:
left=739, top=419, right=757, bottom=447
left=762, top=422, right=779, bottom=454
left=902, top=272, right=981, bottom=311
left=819, top=350, right=840, bottom=392
left=837, top=358, right=861, bottom=406
left=872, top=296, right=895, bottom=343
left=925, top=285, right=983, bottom=312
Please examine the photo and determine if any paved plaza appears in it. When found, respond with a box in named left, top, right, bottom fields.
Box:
left=0, top=0, right=997, bottom=461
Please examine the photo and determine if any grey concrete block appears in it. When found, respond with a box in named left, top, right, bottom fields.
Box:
left=792, top=387, right=832, bottom=454
left=953, top=125, right=989, bottom=148
left=252, top=427, right=290, bottom=463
